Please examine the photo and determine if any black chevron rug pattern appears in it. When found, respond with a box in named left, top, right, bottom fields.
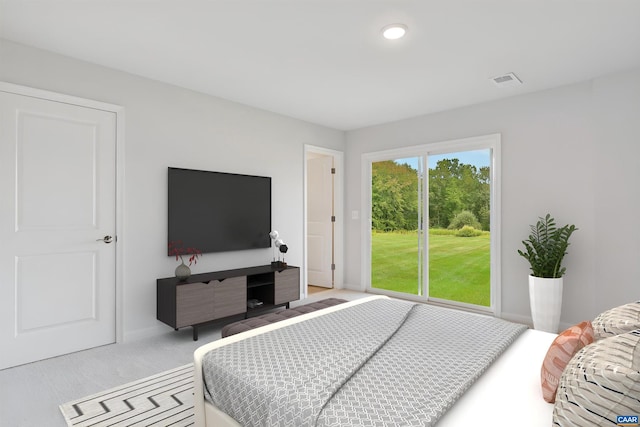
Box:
left=59, top=363, right=194, bottom=426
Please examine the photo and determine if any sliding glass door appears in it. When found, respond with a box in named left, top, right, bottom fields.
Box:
left=427, top=150, right=491, bottom=307
left=370, top=157, right=424, bottom=296
left=364, top=135, right=500, bottom=314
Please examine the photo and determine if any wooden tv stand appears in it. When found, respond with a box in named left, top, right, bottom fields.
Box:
left=156, top=264, right=300, bottom=340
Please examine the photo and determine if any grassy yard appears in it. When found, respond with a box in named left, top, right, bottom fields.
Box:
left=371, top=229, right=490, bottom=306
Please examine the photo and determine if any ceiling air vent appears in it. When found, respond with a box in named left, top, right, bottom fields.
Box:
left=490, top=72, right=522, bottom=87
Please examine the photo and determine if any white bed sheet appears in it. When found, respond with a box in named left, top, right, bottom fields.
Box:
left=193, top=296, right=556, bottom=427
left=436, top=327, right=556, bottom=426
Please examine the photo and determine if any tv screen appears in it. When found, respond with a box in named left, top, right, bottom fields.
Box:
left=168, top=167, right=271, bottom=254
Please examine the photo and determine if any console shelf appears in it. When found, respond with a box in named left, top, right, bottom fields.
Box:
left=157, top=264, right=300, bottom=340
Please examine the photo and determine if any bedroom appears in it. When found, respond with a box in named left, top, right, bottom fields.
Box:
left=1, top=1, right=640, bottom=426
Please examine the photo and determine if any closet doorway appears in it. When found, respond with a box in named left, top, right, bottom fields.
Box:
left=304, top=146, right=343, bottom=297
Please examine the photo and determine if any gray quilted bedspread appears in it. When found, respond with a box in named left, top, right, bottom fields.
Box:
left=202, top=298, right=526, bottom=427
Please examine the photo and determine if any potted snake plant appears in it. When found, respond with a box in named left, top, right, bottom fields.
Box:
left=518, top=214, right=577, bottom=333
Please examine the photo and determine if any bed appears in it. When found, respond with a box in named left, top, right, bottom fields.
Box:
left=193, top=296, right=556, bottom=426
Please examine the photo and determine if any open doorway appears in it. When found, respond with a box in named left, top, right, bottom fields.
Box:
left=304, top=145, right=344, bottom=298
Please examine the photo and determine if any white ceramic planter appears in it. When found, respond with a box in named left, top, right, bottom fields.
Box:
left=528, top=275, right=563, bottom=333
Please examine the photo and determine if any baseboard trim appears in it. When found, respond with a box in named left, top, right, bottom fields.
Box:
left=501, top=312, right=571, bottom=333
left=123, top=323, right=169, bottom=342
left=500, top=312, right=533, bottom=328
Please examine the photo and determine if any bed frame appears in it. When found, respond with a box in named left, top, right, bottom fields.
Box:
left=193, top=296, right=556, bottom=426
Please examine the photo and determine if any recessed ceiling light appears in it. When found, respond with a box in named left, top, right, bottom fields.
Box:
left=382, top=24, right=407, bottom=40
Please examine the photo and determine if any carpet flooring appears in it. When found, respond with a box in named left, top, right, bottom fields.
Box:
left=59, top=364, right=194, bottom=427
left=0, top=289, right=366, bottom=426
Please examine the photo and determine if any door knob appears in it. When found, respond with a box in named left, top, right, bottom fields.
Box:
left=96, top=235, right=114, bottom=244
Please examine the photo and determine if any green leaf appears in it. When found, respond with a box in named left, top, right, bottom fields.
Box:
left=517, top=214, right=577, bottom=278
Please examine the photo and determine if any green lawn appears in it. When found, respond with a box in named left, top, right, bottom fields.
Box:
left=371, top=230, right=490, bottom=306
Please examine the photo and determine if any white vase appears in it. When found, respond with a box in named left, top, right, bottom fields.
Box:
left=175, top=260, right=191, bottom=281
left=528, top=275, right=563, bottom=333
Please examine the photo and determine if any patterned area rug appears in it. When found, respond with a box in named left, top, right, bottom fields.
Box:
left=59, top=364, right=194, bottom=426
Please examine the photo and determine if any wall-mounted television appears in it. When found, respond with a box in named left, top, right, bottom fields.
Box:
left=168, top=167, right=271, bottom=254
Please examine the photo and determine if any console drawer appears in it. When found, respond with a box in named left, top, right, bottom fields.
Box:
left=274, top=268, right=300, bottom=305
left=176, top=282, right=214, bottom=327
left=212, top=276, right=247, bottom=318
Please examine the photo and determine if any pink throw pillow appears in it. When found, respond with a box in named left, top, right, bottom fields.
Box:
left=541, top=321, right=594, bottom=403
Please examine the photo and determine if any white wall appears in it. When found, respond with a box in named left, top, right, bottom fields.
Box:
left=344, top=68, right=640, bottom=327
left=3, top=37, right=639, bottom=336
left=0, top=39, right=345, bottom=339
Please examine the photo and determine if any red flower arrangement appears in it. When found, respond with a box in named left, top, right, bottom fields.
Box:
left=168, top=241, right=202, bottom=266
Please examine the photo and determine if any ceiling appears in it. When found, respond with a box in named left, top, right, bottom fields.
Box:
left=2, top=1, right=640, bottom=131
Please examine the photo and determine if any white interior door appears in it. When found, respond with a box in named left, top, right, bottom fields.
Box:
left=0, top=89, right=117, bottom=369
left=307, top=155, right=333, bottom=288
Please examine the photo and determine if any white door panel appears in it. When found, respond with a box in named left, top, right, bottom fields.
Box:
left=307, top=156, right=333, bottom=288
left=0, top=90, right=116, bottom=369
left=307, top=227, right=329, bottom=272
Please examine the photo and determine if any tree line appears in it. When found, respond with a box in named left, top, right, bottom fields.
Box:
left=371, top=159, right=490, bottom=232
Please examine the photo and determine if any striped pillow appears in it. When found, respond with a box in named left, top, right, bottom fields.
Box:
left=553, top=330, right=640, bottom=426
left=540, top=321, right=594, bottom=403
left=592, top=301, right=640, bottom=340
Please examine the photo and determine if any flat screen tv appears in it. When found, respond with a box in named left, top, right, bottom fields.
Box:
left=168, top=167, right=271, bottom=254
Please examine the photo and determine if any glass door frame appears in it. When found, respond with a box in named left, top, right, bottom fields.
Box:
left=361, top=134, right=501, bottom=316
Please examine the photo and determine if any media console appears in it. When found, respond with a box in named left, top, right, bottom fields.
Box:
left=157, top=264, right=300, bottom=340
